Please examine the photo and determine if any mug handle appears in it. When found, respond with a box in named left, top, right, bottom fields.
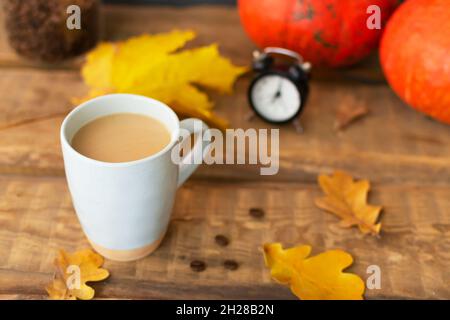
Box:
left=177, top=118, right=210, bottom=188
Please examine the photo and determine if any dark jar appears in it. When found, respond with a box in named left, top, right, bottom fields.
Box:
left=2, top=0, right=100, bottom=63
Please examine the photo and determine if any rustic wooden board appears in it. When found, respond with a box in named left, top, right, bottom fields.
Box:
left=0, top=176, right=449, bottom=299
left=0, top=67, right=448, bottom=184
left=0, top=4, right=449, bottom=300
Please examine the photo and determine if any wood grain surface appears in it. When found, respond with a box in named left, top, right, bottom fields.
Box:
left=0, top=5, right=449, bottom=300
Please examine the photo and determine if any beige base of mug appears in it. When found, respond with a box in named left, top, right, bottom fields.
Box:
left=88, top=235, right=165, bottom=262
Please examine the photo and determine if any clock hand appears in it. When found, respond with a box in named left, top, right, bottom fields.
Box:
left=272, top=79, right=283, bottom=102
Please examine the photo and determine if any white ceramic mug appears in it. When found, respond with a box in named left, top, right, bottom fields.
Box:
left=60, top=94, right=209, bottom=261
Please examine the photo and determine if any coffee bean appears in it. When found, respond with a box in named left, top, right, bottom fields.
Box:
left=223, top=260, right=239, bottom=271
left=249, top=208, right=265, bottom=219
left=215, top=234, right=230, bottom=247
left=190, top=260, right=206, bottom=272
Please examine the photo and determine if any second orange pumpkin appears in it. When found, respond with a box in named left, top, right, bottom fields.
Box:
left=380, top=0, right=450, bottom=125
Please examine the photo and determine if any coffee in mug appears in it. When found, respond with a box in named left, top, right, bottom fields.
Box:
left=71, top=113, right=171, bottom=163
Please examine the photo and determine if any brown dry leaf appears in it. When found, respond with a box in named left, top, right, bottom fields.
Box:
left=46, top=249, right=109, bottom=300
left=77, top=30, right=247, bottom=130
left=263, top=243, right=365, bottom=300
left=315, top=170, right=382, bottom=235
left=334, top=103, right=369, bottom=130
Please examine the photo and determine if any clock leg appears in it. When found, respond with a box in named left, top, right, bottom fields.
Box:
left=293, top=118, right=304, bottom=134
left=245, top=111, right=257, bottom=121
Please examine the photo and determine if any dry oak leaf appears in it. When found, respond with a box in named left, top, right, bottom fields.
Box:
left=46, top=249, right=109, bottom=300
left=315, top=171, right=382, bottom=235
left=78, top=30, right=247, bottom=130
left=334, top=104, right=369, bottom=131
left=263, top=243, right=364, bottom=300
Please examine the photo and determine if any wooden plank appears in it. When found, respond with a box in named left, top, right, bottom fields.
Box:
left=0, top=67, right=449, bottom=184
left=0, top=68, right=85, bottom=175
left=0, top=175, right=449, bottom=299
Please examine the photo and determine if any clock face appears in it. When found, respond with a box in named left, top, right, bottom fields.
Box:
left=250, top=74, right=301, bottom=123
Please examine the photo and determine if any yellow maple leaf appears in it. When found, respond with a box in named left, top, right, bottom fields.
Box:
left=263, top=243, right=365, bottom=300
left=46, top=249, right=109, bottom=300
left=78, top=30, right=247, bottom=130
left=315, top=170, right=382, bottom=235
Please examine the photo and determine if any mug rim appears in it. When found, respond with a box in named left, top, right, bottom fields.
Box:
left=60, top=93, right=180, bottom=167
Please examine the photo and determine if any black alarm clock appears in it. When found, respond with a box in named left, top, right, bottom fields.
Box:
left=248, top=47, right=311, bottom=125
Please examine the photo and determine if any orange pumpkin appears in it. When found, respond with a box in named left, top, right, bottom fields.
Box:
left=238, top=0, right=401, bottom=67
left=380, top=0, right=450, bottom=124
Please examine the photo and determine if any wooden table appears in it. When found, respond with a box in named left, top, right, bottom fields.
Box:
left=0, top=5, right=449, bottom=300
